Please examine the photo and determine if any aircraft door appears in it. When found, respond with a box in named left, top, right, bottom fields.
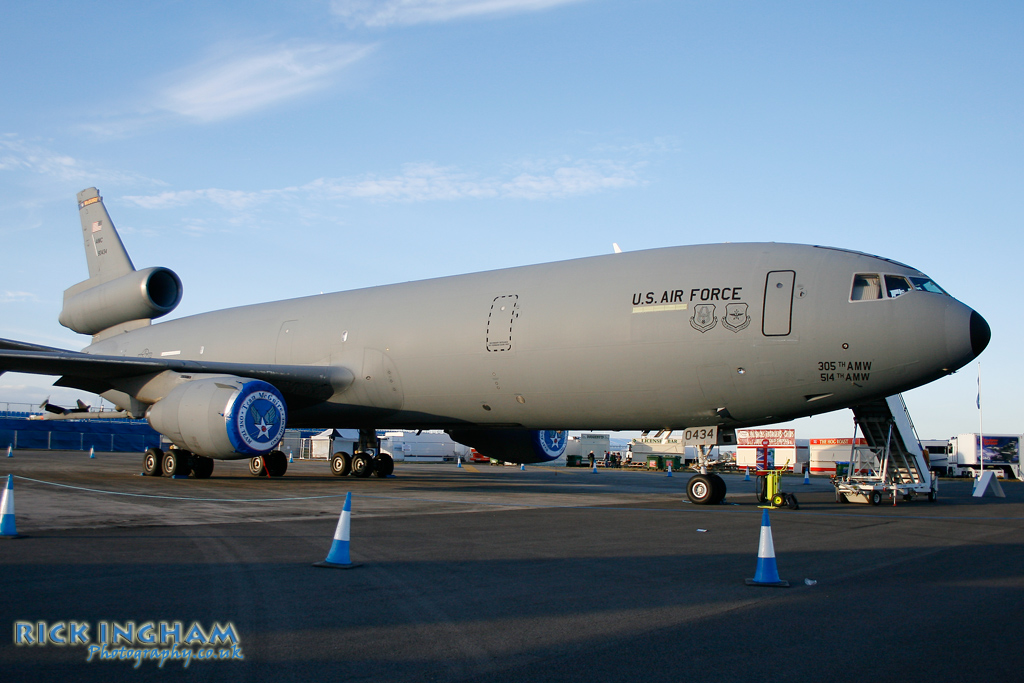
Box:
left=275, top=320, right=298, bottom=363
left=486, top=295, right=519, bottom=353
left=762, top=271, right=795, bottom=336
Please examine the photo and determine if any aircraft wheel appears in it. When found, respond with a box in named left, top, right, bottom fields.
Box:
left=249, top=455, right=266, bottom=477
left=143, top=448, right=163, bottom=476
left=190, top=454, right=215, bottom=479
left=787, top=493, right=800, bottom=510
left=162, top=449, right=191, bottom=477
left=331, top=452, right=352, bottom=477
left=686, top=474, right=714, bottom=505
left=351, top=452, right=375, bottom=478
left=373, top=452, right=394, bottom=478
left=709, top=473, right=726, bottom=504
left=771, top=492, right=786, bottom=507
left=870, top=490, right=882, bottom=506
left=265, top=450, right=288, bottom=477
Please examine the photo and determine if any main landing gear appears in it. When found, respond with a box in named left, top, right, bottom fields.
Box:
left=330, top=428, right=394, bottom=479
left=248, top=450, right=289, bottom=477
left=142, top=447, right=215, bottom=479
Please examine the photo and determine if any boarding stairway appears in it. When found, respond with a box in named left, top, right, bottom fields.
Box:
left=851, top=394, right=931, bottom=488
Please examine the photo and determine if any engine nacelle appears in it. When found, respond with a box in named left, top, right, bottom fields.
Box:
left=447, top=429, right=568, bottom=464
left=59, top=266, right=183, bottom=335
left=147, top=377, right=287, bottom=459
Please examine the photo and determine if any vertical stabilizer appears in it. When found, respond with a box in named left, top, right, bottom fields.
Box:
left=76, top=188, right=135, bottom=284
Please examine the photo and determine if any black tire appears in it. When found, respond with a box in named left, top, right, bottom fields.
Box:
left=351, top=452, right=375, bottom=478
left=787, top=493, right=799, bottom=510
left=686, top=474, right=714, bottom=505
left=265, top=450, right=288, bottom=477
left=838, top=492, right=849, bottom=504
left=927, top=490, right=937, bottom=502
left=870, top=490, right=882, bottom=506
left=374, top=452, right=394, bottom=478
left=162, top=449, right=191, bottom=477
left=249, top=455, right=266, bottom=476
left=143, top=447, right=163, bottom=476
left=331, top=452, right=352, bottom=477
left=709, top=473, right=726, bottom=504
left=190, top=454, right=215, bottom=479
left=771, top=492, right=786, bottom=507
left=755, top=476, right=767, bottom=504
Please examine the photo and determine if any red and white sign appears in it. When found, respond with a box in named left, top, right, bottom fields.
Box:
left=737, top=429, right=795, bottom=447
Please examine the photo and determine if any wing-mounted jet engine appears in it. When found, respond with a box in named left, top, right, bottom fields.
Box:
left=448, top=429, right=568, bottom=464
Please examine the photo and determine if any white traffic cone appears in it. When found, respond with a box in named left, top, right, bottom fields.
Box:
left=1, top=474, right=17, bottom=538
left=457, top=456, right=463, bottom=468
left=288, top=451, right=294, bottom=464
left=667, top=463, right=673, bottom=477
left=803, top=467, right=810, bottom=484
left=745, top=510, right=789, bottom=587
left=744, top=467, right=750, bottom=481
left=89, top=446, right=95, bottom=459
left=6, top=446, right=11, bottom=458
left=314, top=492, right=359, bottom=569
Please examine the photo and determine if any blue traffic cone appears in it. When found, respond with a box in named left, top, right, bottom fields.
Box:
left=803, top=467, right=810, bottom=485
left=314, top=492, right=359, bottom=569
left=744, top=466, right=750, bottom=481
left=667, top=463, right=673, bottom=477
left=288, top=451, right=294, bottom=464
left=745, top=510, right=789, bottom=587
left=6, top=446, right=11, bottom=458
left=89, top=447, right=95, bottom=459
left=1, top=474, right=17, bottom=538
left=592, top=462, right=597, bottom=473
left=520, top=464, right=526, bottom=471
left=457, top=456, right=463, bottom=468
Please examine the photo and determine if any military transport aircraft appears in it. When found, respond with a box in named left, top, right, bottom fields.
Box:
left=0, top=189, right=989, bottom=503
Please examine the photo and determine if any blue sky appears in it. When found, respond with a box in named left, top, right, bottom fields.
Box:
left=0, top=0, right=1021, bottom=440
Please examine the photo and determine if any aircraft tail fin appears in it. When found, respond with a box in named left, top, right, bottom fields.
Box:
left=76, top=187, right=135, bottom=283
left=59, top=189, right=182, bottom=340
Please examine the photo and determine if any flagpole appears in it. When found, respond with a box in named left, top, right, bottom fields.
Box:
left=978, top=361, right=983, bottom=480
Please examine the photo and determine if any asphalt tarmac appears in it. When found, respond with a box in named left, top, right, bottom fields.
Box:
left=1, top=451, right=1022, bottom=682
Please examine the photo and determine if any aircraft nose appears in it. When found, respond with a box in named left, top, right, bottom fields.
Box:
left=970, top=310, right=991, bottom=358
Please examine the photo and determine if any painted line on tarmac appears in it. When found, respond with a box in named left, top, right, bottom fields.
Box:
left=10, top=475, right=1024, bottom=521
left=11, top=475, right=352, bottom=503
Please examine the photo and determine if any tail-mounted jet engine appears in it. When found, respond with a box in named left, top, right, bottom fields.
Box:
left=147, top=377, right=287, bottom=460
left=59, top=266, right=183, bottom=336
left=447, top=429, right=568, bottom=464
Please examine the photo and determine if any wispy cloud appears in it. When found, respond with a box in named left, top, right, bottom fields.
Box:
left=331, top=0, right=589, bottom=27
left=123, top=156, right=642, bottom=209
left=0, top=135, right=158, bottom=186
left=0, top=291, right=38, bottom=303
left=157, top=43, right=375, bottom=122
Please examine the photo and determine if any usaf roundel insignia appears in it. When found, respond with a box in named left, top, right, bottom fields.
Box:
left=536, top=430, right=568, bottom=458
left=234, top=384, right=287, bottom=453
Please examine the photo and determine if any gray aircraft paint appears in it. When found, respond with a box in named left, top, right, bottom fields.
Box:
left=0, top=190, right=990, bottom=460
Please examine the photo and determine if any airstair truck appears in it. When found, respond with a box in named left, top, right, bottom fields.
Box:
left=947, top=434, right=1021, bottom=480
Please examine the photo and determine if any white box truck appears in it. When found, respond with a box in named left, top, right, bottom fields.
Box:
left=947, top=434, right=1021, bottom=480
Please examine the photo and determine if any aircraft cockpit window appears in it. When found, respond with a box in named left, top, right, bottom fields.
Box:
left=850, top=274, right=881, bottom=301
left=908, top=276, right=948, bottom=295
left=885, top=275, right=913, bottom=298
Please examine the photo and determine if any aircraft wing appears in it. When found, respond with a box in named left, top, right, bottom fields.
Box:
left=0, top=338, right=352, bottom=404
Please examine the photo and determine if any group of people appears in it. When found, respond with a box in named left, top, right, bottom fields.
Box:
left=587, top=451, right=631, bottom=468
